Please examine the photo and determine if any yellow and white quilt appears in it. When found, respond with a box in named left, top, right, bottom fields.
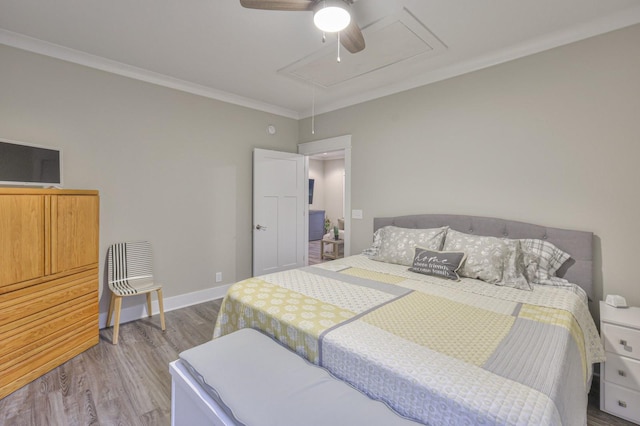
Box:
left=214, top=255, right=604, bottom=425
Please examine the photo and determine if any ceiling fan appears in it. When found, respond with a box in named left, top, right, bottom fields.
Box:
left=239, top=0, right=366, bottom=54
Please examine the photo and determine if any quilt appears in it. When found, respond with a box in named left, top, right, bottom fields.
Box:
left=213, top=255, right=605, bottom=425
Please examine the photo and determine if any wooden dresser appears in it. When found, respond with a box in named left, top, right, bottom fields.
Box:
left=0, top=188, right=99, bottom=399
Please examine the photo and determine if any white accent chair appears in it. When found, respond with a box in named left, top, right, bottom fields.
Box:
left=106, top=241, right=166, bottom=344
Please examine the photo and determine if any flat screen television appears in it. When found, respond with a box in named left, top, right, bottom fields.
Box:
left=0, top=138, right=62, bottom=187
left=308, top=178, right=315, bottom=204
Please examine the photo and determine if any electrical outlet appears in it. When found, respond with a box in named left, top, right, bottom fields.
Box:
left=215, top=272, right=222, bottom=283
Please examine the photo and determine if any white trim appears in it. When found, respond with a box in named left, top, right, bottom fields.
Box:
left=99, top=284, right=231, bottom=329
left=3, top=5, right=638, bottom=119
left=0, top=29, right=300, bottom=120
left=298, top=135, right=352, bottom=256
left=298, top=135, right=351, bottom=155
left=304, top=156, right=310, bottom=266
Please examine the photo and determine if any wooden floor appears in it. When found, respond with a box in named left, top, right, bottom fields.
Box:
left=308, top=240, right=325, bottom=265
left=0, top=299, right=633, bottom=426
left=309, top=240, right=345, bottom=265
left=0, top=300, right=221, bottom=426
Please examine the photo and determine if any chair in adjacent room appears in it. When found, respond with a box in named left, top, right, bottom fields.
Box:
left=106, top=240, right=166, bottom=344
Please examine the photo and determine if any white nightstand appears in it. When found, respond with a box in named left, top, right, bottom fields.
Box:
left=600, top=301, right=640, bottom=424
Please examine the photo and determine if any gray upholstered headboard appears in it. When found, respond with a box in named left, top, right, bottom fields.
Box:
left=373, top=214, right=594, bottom=300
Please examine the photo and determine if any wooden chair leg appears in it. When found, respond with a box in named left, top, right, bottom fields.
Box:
left=157, top=288, right=166, bottom=331
left=146, top=293, right=153, bottom=318
left=106, top=292, right=115, bottom=327
left=112, top=296, right=123, bottom=345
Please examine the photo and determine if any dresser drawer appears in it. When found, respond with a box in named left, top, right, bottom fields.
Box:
left=603, top=323, right=640, bottom=360
left=604, top=382, right=640, bottom=423
left=605, top=352, right=640, bottom=392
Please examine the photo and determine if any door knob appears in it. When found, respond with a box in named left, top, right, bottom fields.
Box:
left=255, top=224, right=268, bottom=231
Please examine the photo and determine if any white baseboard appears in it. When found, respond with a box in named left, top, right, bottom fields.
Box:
left=99, top=284, right=231, bottom=329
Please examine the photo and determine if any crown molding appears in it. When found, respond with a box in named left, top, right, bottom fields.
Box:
left=2, top=2, right=639, bottom=122
left=0, top=29, right=300, bottom=120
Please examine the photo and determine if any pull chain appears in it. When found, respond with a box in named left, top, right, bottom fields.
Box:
left=311, top=83, right=316, bottom=135
left=337, top=32, right=341, bottom=63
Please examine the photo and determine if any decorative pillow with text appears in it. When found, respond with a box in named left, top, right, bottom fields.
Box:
left=409, top=247, right=466, bottom=281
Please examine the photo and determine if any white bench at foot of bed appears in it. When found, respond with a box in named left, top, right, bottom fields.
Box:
left=170, top=328, right=421, bottom=426
left=170, top=359, right=236, bottom=426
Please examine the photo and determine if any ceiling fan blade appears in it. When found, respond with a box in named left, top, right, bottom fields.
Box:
left=239, top=0, right=314, bottom=11
left=340, top=20, right=365, bottom=53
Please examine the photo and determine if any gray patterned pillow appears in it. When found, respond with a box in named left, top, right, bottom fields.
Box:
left=409, top=247, right=466, bottom=281
left=443, top=229, right=508, bottom=284
left=371, top=226, right=448, bottom=266
left=520, top=239, right=571, bottom=283
left=499, top=239, right=532, bottom=291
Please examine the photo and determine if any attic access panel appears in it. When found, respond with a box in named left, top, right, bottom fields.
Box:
left=279, top=7, right=447, bottom=88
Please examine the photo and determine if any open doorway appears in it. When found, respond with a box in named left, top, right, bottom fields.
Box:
left=298, top=135, right=352, bottom=266
left=307, top=150, right=345, bottom=265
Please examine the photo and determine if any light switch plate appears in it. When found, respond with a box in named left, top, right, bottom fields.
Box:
left=352, top=209, right=363, bottom=219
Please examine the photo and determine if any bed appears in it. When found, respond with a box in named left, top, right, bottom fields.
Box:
left=199, top=214, right=605, bottom=425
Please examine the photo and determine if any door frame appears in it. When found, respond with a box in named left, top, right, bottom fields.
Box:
left=298, top=135, right=352, bottom=258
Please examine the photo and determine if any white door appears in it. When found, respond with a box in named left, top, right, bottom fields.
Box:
left=253, top=148, right=305, bottom=276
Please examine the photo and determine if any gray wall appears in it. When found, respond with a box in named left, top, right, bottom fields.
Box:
left=300, top=24, right=640, bottom=313
left=323, top=158, right=345, bottom=227
left=2, top=23, right=639, bottom=321
left=308, top=159, right=325, bottom=211
left=308, top=158, right=344, bottom=228
left=0, top=44, right=299, bottom=315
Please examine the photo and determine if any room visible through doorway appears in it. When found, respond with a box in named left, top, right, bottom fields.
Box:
left=307, top=149, right=345, bottom=265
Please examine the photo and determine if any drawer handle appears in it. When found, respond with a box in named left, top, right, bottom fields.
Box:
left=618, top=370, right=626, bottom=377
left=618, top=400, right=627, bottom=408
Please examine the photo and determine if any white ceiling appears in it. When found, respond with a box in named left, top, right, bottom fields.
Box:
left=1, top=0, right=639, bottom=119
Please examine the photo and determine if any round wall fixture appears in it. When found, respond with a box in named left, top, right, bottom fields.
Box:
left=267, top=125, right=276, bottom=135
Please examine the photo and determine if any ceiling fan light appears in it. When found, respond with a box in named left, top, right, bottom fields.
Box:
left=313, top=1, right=351, bottom=33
